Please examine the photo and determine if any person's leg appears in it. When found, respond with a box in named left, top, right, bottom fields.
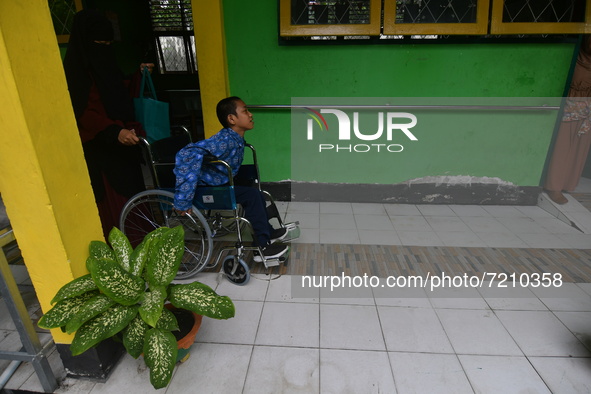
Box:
left=564, top=127, right=591, bottom=192
left=233, top=186, right=272, bottom=246
left=544, top=120, right=583, bottom=204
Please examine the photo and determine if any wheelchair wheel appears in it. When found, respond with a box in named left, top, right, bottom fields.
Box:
left=222, top=256, right=250, bottom=286
left=119, top=190, right=213, bottom=279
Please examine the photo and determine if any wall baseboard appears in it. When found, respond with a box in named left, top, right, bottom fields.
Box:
left=262, top=182, right=540, bottom=206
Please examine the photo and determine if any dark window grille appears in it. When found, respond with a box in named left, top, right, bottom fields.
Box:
left=291, top=0, right=371, bottom=25
left=49, top=0, right=78, bottom=35
left=502, top=0, right=586, bottom=23
left=396, top=0, right=479, bottom=24
left=148, top=0, right=196, bottom=74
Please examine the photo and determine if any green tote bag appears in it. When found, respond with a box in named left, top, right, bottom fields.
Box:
left=134, top=67, right=170, bottom=143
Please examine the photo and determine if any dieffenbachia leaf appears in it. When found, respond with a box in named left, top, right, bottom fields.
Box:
left=88, top=240, right=116, bottom=261
left=87, top=257, right=144, bottom=306
left=122, top=314, right=150, bottom=359
left=138, top=286, right=167, bottom=328
left=108, top=227, right=133, bottom=272
left=50, top=274, right=98, bottom=305
left=129, top=236, right=152, bottom=277
left=145, top=226, right=184, bottom=289
left=65, top=294, right=116, bottom=334
left=144, top=328, right=178, bottom=389
left=169, top=281, right=235, bottom=320
left=70, top=304, right=139, bottom=356
left=38, top=291, right=98, bottom=329
left=155, top=307, right=179, bottom=331
left=145, top=227, right=170, bottom=241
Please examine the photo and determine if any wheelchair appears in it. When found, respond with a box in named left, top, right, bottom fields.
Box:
left=118, top=129, right=300, bottom=285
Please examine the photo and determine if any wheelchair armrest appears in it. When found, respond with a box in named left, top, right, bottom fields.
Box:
left=203, top=154, right=218, bottom=163
left=201, top=156, right=236, bottom=186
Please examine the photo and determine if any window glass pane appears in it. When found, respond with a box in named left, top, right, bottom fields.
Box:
left=396, top=0, right=479, bottom=24
left=158, top=36, right=188, bottom=72
left=49, top=0, right=78, bottom=35
left=502, top=0, right=586, bottom=23
left=149, top=0, right=196, bottom=74
left=291, top=0, right=371, bottom=25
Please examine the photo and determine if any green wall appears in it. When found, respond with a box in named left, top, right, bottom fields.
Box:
left=223, top=1, right=576, bottom=187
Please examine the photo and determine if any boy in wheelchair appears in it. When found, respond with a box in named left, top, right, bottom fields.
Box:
left=173, top=97, right=289, bottom=262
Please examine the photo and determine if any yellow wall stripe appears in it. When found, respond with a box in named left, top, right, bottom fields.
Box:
left=192, top=1, right=230, bottom=137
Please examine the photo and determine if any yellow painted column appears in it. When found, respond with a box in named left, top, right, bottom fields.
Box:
left=192, top=0, right=230, bottom=137
left=0, top=1, right=104, bottom=343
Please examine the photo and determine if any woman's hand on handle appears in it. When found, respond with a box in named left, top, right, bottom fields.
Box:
left=118, top=128, right=139, bottom=145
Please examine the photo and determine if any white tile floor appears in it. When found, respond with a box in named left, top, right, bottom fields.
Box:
left=282, top=200, right=591, bottom=248
left=2, top=198, right=591, bottom=393
left=576, top=177, right=591, bottom=193
left=8, top=272, right=591, bottom=393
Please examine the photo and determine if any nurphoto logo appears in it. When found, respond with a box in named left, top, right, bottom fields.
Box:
left=305, top=108, right=418, bottom=153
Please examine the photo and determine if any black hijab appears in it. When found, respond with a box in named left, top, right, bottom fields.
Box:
left=63, top=9, right=134, bottom=122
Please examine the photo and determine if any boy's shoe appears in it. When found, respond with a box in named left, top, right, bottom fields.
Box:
left=270, top=227, right=289, bottom=244
left=254, top=244, right=289, bottom=263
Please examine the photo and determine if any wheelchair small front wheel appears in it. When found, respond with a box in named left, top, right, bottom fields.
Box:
left=222, top=256, right=250, bottom=286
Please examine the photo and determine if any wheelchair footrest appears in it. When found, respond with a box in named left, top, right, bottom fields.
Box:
left=261, top=247, right=290, bottom=269
left=263, top=255, right=288, bottom=269
left=281, top=222, right=301, bottom=242
left=264, top=259, right=281, bottom=269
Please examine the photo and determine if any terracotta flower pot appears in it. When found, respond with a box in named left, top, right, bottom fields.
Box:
left=165, top=304, right=203, bottom=362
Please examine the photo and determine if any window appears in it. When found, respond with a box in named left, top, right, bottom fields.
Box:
left=280, top=0, right=591, bottom=37
left=49, top=0, right=83, bottom=43
left=149, top=0, right=197, bottom=74
left=383, top=0, right=490, bottom=35
left=490, top=0, right=591, bottom=34
left=280, top=0, right=382, bottom=36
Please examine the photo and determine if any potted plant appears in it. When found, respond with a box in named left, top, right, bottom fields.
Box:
left=38, top=226, right=235, bottom=389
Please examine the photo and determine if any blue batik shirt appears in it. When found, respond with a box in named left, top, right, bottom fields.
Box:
left=173, top=128, right=245, bottom=211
